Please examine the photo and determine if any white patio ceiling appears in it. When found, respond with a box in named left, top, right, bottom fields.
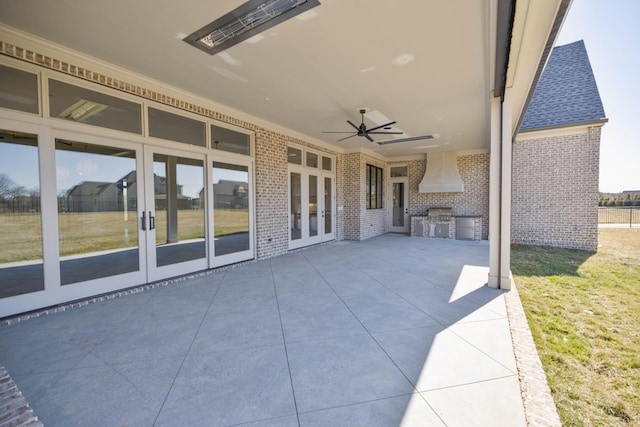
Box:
left=0, top=0, right=560, bottom=157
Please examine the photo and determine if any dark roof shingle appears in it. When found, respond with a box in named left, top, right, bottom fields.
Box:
left=521, top=40, right=606, bottom=131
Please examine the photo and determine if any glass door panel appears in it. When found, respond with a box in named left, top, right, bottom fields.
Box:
left=309, top=174, right=318, bottom=238
left=323, top=175, right=335, bottom=240
left=0, top=130, right=44, bottom=298
left=212, top=162, right=250, bottom=257
left=55, top=139, right=140, bottom=285
left=392, top=182, right=405, bottom=227
left=153, top=154, right=205, bottom=267
left=290, top=172, right=301, bottom=241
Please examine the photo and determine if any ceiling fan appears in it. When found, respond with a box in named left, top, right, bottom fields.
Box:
left=322, top=109, right=434, bottom=145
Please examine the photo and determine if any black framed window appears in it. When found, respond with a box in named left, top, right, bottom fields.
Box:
left=366, top=164, right=383, bottom=209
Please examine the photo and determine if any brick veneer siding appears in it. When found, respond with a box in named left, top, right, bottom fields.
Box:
left=254, top=129, right=289, bottom=259
left=343, top=153, right=363, bottom=240
left=512, top=127, right=600, bottom=250
left=334, top=153, right=346, bottom=241
left=341, top=152, right=388, bottom=241
left=408, top=154, right=490, bottom=239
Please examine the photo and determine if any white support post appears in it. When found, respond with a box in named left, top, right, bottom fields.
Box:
left=499, top=89, right=514, bottom=290
left=488, top=96, right=502, bottom=288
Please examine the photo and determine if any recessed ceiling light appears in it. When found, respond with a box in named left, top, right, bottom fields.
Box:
left=184, top=0, right=321, bottom=55
left=392, top=53, right=415, bottom=66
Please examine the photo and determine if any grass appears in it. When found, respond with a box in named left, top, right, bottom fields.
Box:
left=512, top=229, right=640, bottom=426
left=0, top=209, right=248, bottom=263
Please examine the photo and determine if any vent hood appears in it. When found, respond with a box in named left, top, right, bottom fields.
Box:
left=418, top=151, right=464, bottom=193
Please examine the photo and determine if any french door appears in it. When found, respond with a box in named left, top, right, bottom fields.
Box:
left=0, top=125, right=255, bottom=317
left=289, top=169, right=335, bottom=249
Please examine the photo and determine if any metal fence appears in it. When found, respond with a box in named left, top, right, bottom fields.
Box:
left=598, top=207, right=640, bottom=228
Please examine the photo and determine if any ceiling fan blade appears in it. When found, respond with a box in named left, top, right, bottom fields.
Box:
left=366, top=121, right=397, bottom=133
left=322, top=131, right=355, bottom=134
left=337, top=134, right=358, bottom=142
left=367, top=131, right=404, bottom=135
left=375, top=135, right=434, bottom=145
left=364, top=133, right=374, bottom=142
left=346, top=120, right=360, bottom=131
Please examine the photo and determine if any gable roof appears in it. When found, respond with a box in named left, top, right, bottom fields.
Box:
left=520, top=40, right=606, bottom=131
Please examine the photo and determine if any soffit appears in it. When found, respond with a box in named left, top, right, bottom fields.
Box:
left=0, top=0, right=493, bottom=157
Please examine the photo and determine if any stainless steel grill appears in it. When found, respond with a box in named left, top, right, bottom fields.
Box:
left=427, top=207, right=452, bottom=222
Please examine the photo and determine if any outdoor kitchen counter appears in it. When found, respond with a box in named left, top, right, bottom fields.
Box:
left=410, top=215, right=482, bottom=240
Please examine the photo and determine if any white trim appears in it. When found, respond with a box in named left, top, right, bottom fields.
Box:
left=488, top=96, right=501, bottom=288
left=499, top=89, right=514, bottom=290
left=515, top=122, right=605, bottom=140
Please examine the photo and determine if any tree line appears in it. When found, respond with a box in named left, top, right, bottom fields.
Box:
left=599, top=192, right=640, bottom=207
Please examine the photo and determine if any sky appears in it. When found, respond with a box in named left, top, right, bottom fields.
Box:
left=554, top=0, right=640, bottom=193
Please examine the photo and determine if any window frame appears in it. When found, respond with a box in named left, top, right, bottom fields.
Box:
left=366, top=164, right=383, bottom=209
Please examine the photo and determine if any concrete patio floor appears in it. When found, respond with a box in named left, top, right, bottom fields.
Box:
left=0, top=235, right=528, bottom=426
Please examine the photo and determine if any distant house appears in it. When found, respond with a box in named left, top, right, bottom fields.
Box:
left=513, top=40, right=608, bottom=250
left=66, top=170, right=191, bottom=212
left=213, top=180, right=249, bottom=209
left=66, top=181, right=113, bottom=212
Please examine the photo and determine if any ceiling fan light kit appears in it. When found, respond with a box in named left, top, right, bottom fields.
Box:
left=322, top=109, right=434, bottom=145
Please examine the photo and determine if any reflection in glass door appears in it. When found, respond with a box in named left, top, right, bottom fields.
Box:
left=151, top=153, right=206, bottom=269
left=0, top=130, right=44, bottom=298
left=212, top=162, right=251, bottom=261
left=55, top=138, right=142, bottom=285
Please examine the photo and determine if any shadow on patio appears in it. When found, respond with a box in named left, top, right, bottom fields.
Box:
left=0, top=235, right=526, bottom=426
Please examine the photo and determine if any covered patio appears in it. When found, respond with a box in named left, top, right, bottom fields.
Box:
left=1, top=236, right=530, bottom=426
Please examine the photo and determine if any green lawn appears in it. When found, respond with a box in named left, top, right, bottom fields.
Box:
left=512, top=229, right=640, bottom=426
left=0, top=209, right=248, bottom=263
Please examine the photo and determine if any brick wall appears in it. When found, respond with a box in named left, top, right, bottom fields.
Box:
left=512, top=127, right=600, bottom=250
left=335, top=153, right=346, bottom=241
left=342, top=153, right=363, bottom=240
left=254, top=129, right=289, bottom=259
left=409, top=154, right=490, bottom=239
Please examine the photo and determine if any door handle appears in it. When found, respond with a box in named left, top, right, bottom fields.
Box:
left=141, top=211, right=146, bottom=231
left=149, top=211, right=155, bottom=230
